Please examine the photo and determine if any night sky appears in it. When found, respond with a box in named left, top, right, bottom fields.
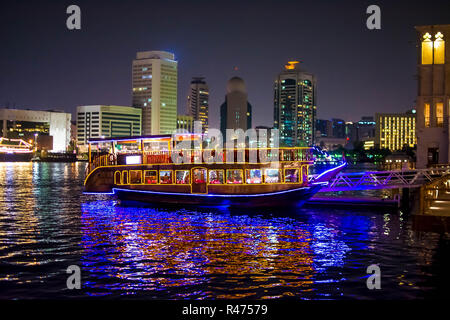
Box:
left=1, top=0, right=449, bottom=129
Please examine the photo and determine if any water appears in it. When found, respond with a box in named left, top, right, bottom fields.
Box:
left=0, top=162, right=449, bottom=299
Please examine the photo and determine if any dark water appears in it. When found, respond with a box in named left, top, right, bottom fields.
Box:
left=0, top=162, right=449, bottom=299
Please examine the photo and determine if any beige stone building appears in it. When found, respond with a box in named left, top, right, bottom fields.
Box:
left=415, top=24, right=450, bottom=167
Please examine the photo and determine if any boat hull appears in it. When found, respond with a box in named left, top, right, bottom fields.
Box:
left=110, top=184, right=323, bottom=208
left=0, top=153, right=33, bottom=162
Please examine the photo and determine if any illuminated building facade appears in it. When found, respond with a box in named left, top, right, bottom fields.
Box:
left=274, top=61, right=316, bottom=147
left=132, top=51, right=178, bottom=135
left=220, top=77, right=252, bottom=137
left=0, top=108, right=71, bottom=151
left=76, top=105, right=141, bottom=152
left=176, top=115, right=194, bottom=133
left=415, top=25, right=450, bottom=167
left=375, top=110, right=417, bottom=151
left=187, top=77, right=209, bottom=133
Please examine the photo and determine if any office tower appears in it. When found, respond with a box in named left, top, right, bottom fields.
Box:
left=0, top=108, right=71, bottom=151
left=375, top=110, right=417, bottom=151
left=332, top=118, right=346, bottom=138
left=76, top=105, right=141, bottom=152
left=220, top=77, right=252, bottom=137
left=187, top=77, right=209, bottom=133
left=357, top=116, right=376, bottom=140
left=132, top=51, right=177, bottom=135
left=415, top=25, right=450, bottom=167
left=274, top=61, right=316, bottom=147
left=316, top=119, right=332, bottom=137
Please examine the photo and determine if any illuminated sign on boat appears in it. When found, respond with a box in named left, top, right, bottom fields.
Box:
left=126, top=155, right=142, bottom=165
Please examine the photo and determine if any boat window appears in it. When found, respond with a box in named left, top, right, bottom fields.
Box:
left=114, top=171, right=122, bottom=184
left=192, top=168, right=207, bottom=183
left=122, top=171, right=129, bottom=185
left=226, top=170, right=243, bottom=184
left=144, top=170, right=158, bottom=184
left=160, top=170, right=173, bottom=184
left=130, top=170, right=142, bottom=184
left=264, top=169, right=280, bottom=183
left=208, top=170, right=224, bottom=184
left=285, top=169, right=299, bottom=183
left=246, top=169, right=262, bottom=184
left=176, top=170, right=190, bottom=184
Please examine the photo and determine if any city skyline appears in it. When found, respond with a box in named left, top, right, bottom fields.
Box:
left=1, top=0, right=450, bottom=130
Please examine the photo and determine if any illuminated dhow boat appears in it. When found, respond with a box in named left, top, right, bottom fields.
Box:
left=83, top=134, right=345, bottom=207
left=0, top=137, right=33, bottom=162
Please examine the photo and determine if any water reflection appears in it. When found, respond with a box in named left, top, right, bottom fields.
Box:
left=0, top=162, right=447, bottom=299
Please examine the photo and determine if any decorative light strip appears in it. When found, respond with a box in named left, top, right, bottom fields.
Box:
left=101, top=185, right=317, bottom=198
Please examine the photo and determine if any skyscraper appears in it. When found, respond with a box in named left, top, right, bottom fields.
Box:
left=415, top=25, right=450, bottom=167
left=220, top=77, right=252, bottom=137
left=132, top=51, right=177, bottom=135
left=187, top=77, right=209, bottom=133
left=274, top=61, right=316, bottom=147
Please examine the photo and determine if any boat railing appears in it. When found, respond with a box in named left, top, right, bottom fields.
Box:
left=87, top=147, right=314, bottom=175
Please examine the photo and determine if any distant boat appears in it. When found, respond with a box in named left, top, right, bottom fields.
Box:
left=32, top=152, right=77, bottom=163
left=83, top=134, right=345, bottom=208
left=0, top=137, right=33, bottom=162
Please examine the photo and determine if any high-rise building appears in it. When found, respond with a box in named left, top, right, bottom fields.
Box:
left=415, top=25, right=450, bottom=167
left=332, top=118, right=346, bottom=139
left=220, top=77, right=252, bottom=137
left=274, top=61, right=316, bottom=147
left=357, top=116, right=376, bottom=140
left=0, top=108, right=71, bottom=151
left=132, top=51, right=178, bottom=135
left=315, top=119, right=332, bottom=137
left=76, top=105, right=141, bottom=152
left=375, top=110, right=417, bottom=151
left=187, top=77, right=209, bottom=133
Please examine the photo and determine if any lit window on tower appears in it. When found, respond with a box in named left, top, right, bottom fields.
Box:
left=424, top=103, right=431, bottom=127
left=434, top=32, right=445, bottom=64
left=436, top=102, right=444, bottom=127
left=422, top=32, right=433, bottom=64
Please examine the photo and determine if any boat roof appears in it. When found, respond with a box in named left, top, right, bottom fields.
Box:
left=88, top=133, right=202, bottom=144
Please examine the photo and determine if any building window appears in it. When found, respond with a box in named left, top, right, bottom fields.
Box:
left=424, top=103, right=431, bottom=127
left=176, top=170, right=190, bottom=184
left=208, top=170, right=224, bottom=184
left=246, top=169, right=262, bottom=184
left=436, top=102, right=444, bottom=127
left=434, top=32, right=445, bottom=65
left=226, top=170, right=243, bottom=184
left=422, top=32, right=433, bottom=64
